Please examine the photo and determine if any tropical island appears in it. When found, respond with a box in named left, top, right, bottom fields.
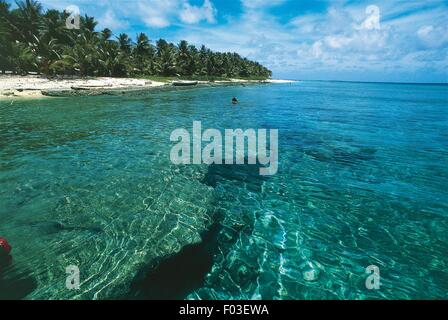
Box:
left=0, top=0, right=278, bottom=98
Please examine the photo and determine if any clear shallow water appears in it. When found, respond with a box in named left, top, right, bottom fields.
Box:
left=0, top=81, right=447, bottom=299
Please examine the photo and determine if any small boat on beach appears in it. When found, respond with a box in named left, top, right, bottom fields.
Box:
left=171, top=80, right=198, bottom=87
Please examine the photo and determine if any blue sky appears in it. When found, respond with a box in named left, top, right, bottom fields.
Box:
left=8, top=0, right=448, bottom=82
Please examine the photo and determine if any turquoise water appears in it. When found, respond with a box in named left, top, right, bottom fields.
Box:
left=0, top=81, right=447, bottom=300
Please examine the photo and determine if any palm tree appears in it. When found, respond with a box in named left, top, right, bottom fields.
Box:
left=98, top=40, right=128, bottom=77
left=11, top=0, right=42, bottom=45
left=117, top=33, right=132, bottom=54
left=156, top=39, right=177, bottom=76
left=61, top=33, right=98, bottom=76
left=33, top=35, right=61, bottom=75
left=0, top=0, right=272, bottom=79
left=101, top=28, right=112, bottom=41
left=186, top=44, right=198, bottom=76
left=80, top=15, right=98, bottom=41
left=0, top=0, right=12, bottom=73
left=205, top=49, right=216, bottom=77
left=8, top=41, right=37, bottom=75
left=177, top=40, right=191, bottom=76
left=40, top=9, right=71, bottom=44
left=197, top=45, right=209, bottom=77
left=35, top=10, right=71, bottom=75
left=132, top=33, right=154, bottom=74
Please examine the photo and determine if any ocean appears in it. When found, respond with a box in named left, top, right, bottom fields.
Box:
left=0, top=81, right=447, bottom=299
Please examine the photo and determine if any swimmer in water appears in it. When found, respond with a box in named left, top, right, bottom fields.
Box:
left=0, top=237, right=12, bottom=272
left=232, top=97, right=238, bottom=105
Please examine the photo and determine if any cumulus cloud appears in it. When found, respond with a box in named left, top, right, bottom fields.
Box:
left=182, top=1, right=446, bottom=81
left=241, top=0, right=286, bottom=10
left=98, top=9, right=130, bottom=31
left=290, top=3, right=446, bottom=76
left=137, top=0, right=178, bottom=28
left=136, top=0, right=217, bottom=28
left=37, top=0, right=218, bottom=29
left=180, top=0, right=216, bottom=24
left=417, top=25, right=448, bottom=49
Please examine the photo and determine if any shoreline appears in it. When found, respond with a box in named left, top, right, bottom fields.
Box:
left=0, top=75, right=297, bottom=99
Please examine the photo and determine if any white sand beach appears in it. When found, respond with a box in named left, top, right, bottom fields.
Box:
left=0, top=75, right=296, bottom=99
left=0, top=75, right=167, bottom=99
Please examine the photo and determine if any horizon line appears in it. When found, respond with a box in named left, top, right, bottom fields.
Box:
left=280, top=79, right=448, bottom=86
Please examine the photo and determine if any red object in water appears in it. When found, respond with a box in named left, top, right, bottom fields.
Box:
left=0, top=237, right=12, bottom=255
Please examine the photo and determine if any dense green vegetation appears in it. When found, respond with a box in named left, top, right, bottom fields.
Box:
left=0, top=0, right=272, bottom=79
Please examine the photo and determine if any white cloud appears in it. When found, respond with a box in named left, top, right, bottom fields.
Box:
left=135, top=0, right=217, bottom=28
left=311, top=41, right=323, bottom=58
left=175, top=1, right=447, bottom=81
left=241, top=0, right=286, bottom=10
left=38, top=0, right=218, bottom=29
left=98, top=9, right=130, bottom=31
left=180, top=0, right=216, bottom=24
left=417, top=25, right=448, bottom=49
left=137, top=0, right=179, bottom=28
